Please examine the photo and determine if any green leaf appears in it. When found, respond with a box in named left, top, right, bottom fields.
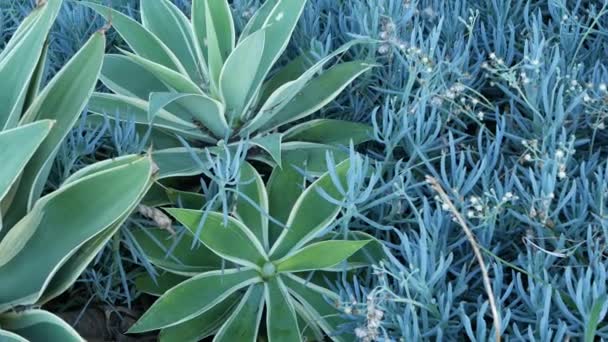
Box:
left=284, top=119, right=372, bottom=145
left=270, top=159, right=350, bottom=259
left=330, top=231, right=386, bottom=270
left=129, top=268, right=259, bottom=333
left=281, top=142, right=350, bottom=175
left=236, top=163, right=269, bottom=251
left=584, top=295, right=607, bottom=342
left=135, top=272, right=188, bottom=297
left=283, top=274, right=352, bottom=341
left=265, top=276, right=302, bottom=342
left=0, top=156, right=152, bottom=310
left=294, top=300, right=325, bottom=342
left=239, top=0, right=279, bottom=40
left=266, top=164, right=304, bottom=246
left=0, top=329, right=27, bottom=342
left=261, top=61, right=374, bottom=130
left=276, top=240, right=370, bottom=273
left=167, top=209, right=268, bottom=268
left=0, top=310, right=83, bottom=342
left=131, top=228, right=222, bottom=276
left=148, top=92, right=228, bottom=138
left=248, top=0, right=307, bottom=104
left=251, top=133, right=283, bottom=167
left=87, top=93, right=214, bottom=143
left=7, top=31, right=105, bottom=225
left=214, top=284, right=265, bottom=342
left=23, top=40, right=49, bottom=113
left=0, top=121, right=53, bottom=203
left=166, top=188, right=207, bottom=210
left=220, top=29, right=266, bottom=121
left=118, top=48, right=202, bottom=95
left=152, top=147, right=209, bottom=179
left=203, top=0, right=236, bottom=92
left=159, top=293, right=241, bottom=342
left=0, top=0, right=61, bottom=129
left=82, top=1, right=184, bottom=72
left=140, top=0, right=202, bottom=83
left=259, top=52, right=314, bottom=103
left=100, top=54, right=169, bottom=99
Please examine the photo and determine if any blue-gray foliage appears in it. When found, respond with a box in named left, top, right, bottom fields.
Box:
left=4, top=0, right=608, bottom=340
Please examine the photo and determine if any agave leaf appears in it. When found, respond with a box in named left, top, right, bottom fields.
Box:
left=131, top=228, right=222, bottom=276
left=270, top=159, right=350, bottom=259
left=261, top=61, right=375, bottom=131
left=276, top=240, right=370, bottom=273
left=247, top=0, right=307, bottom=104
left=213, top=284, right=264, bottom=342
left=83, top=1, right=185, bottom=73
left=166, top=188, right=207, bottom=210
left=266, top=163, right=304, bottom=245
left=236, top=163, right=269, bottom=251
left=149, top=92, right=228, bottom=138
left=100, top=54, right=169, bottom=99
left=0, top=310, right=83, bottom=342
left=251, top=133, right=283, bottom=168
left=23, top=40, right=49, bottom=113
left=128, top=269, right=260, bottom=333
left=0, top=0, right=61, bottom=129
left=284, top=119, right=372, bottom=145
left=0, top=329, right=27, bottom=342
left=259, top=52, right=314, bottom=103
left=0, top=156, right=152, bottom=310
left=135, top=272, right=188, bottom=297
left=159, top=293, right=241, bottom=342
left=0, top=121, right=53, bottom=203
left=324, top=231, right=386, bottom=270
left=294, top=300, right=325, bottom=342
left=140, top=0, right=202, bottom=83
left=265, top=276, right=302, bottom=342
left=281, top=142, right=350, bottom=175
left=220, top=29, right=266, bottom=121
left=203, top=0, right=235, bottom=92
left=239, top=0, right=279, bottom=40
left=167, top=209, right=268, bottom=268
left=283, top=274, right=352, bottom=341
left=5, top=31, right=105, bottom=229
left=152, top=147, right=210, bottom=179
left=118, top=48, right=202, bottom=95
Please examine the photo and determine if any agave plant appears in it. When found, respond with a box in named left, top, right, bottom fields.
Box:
left=127, top=159, right=382, bottom=341
left=0, top=1, right=154, bottom=340
left=83, top=0, right=374, bottom=168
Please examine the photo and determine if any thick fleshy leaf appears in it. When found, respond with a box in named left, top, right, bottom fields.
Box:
left=236, top=163, right=269, bottom=250
left=0, top=121, right=53, bottom=203
left=270, top=159, right=350, bottom=259
left=152, top=147, right=209, bottom=179
left=294, top=300, right=324, bottom=341
left=140, top=0, right=202, bottom=83
left=167, top=209, right=268, bottom=268
left=192, top=0, right=235, bottom=70
left=266, top=163, right=304, bottom=245
left=131, top=228, right=222, bottom=275
left=283, top=274, right=352, bottom=341
left=128, top=269, right=259, bottom=333
left=239, top=0, right=279, bottom=40
left=265, top=276, right=302, bottom=342
left=87, top=93, right=213, bottom=142
left=7, top=31, right=105, bottom=225
left=251, top=133, right=283, bottom=167
left=0, top=0, right=60, bottom=129
left=324, top=231, right=386, bottom=270
left=220, top=29, right=265, bottom=121
left=118, top=48, right=202, bottom=95
left=135, top=272, right=188, bottom=297
left=0, top=310, right=83, bottom=342
left=100, top=54, right=169, bottom=99
left=281, top=142, right=350, bottom=175
left=159, top=293, right=240, bottom=342
left=213, top=284, right=265, bottom=342
left=83, top=1, right=184, bottom=72
left=149, top=92, right=228, bottom=138
left=259, top=52, right=314, bottom=103
left=247, top=0, right=307, bottom=105
left=262, top=61, right=374, bottom=130
left=284, top=119, right=372, bottom=145
left=276, top=240, right=370, bottom=273
left=23, top=38, right=49, bottom=115
left=0, top=156, right=152, bottom=310
left=0, top=329, right=27, bottom=342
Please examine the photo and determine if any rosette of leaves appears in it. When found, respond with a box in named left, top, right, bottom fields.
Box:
left=83, top=0, right=374, bottom=167
left=127, top=159, right=379, bottom=341
left=0, top=1, right=155, bottom=340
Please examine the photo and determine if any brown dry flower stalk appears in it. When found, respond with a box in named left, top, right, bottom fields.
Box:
left=426, top=175, right=501, bottom=342
left=137, top=205, right=175, bottom=235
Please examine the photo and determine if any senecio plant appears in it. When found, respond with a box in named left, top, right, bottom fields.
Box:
left=127, top=160, right=372, bottom=341
left=84, top=0, right=373, bottom=166
left=0, top=0, right=153, bottom=340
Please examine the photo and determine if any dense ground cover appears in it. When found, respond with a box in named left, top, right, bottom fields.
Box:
left=2, top=0, right=608, bottom=341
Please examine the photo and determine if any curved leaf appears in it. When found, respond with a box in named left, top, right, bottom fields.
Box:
left=0, top=310, right=83, bottom=342
left=276, top=240, right=370, bottom=273
left=100, top=54, right=169, bottom=99
left=265, top=276, right=301, bottom=342
left=239, top=0, right=279, bottom=40
left=213, top=284, right=265, bottom=342
left=283, top=119, right=372, bottom=145
left=135, top=272, right=188, bottom=297
left=128, top=269, right=259, bottom=333
left=236, top=163, right=269, bottom=251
